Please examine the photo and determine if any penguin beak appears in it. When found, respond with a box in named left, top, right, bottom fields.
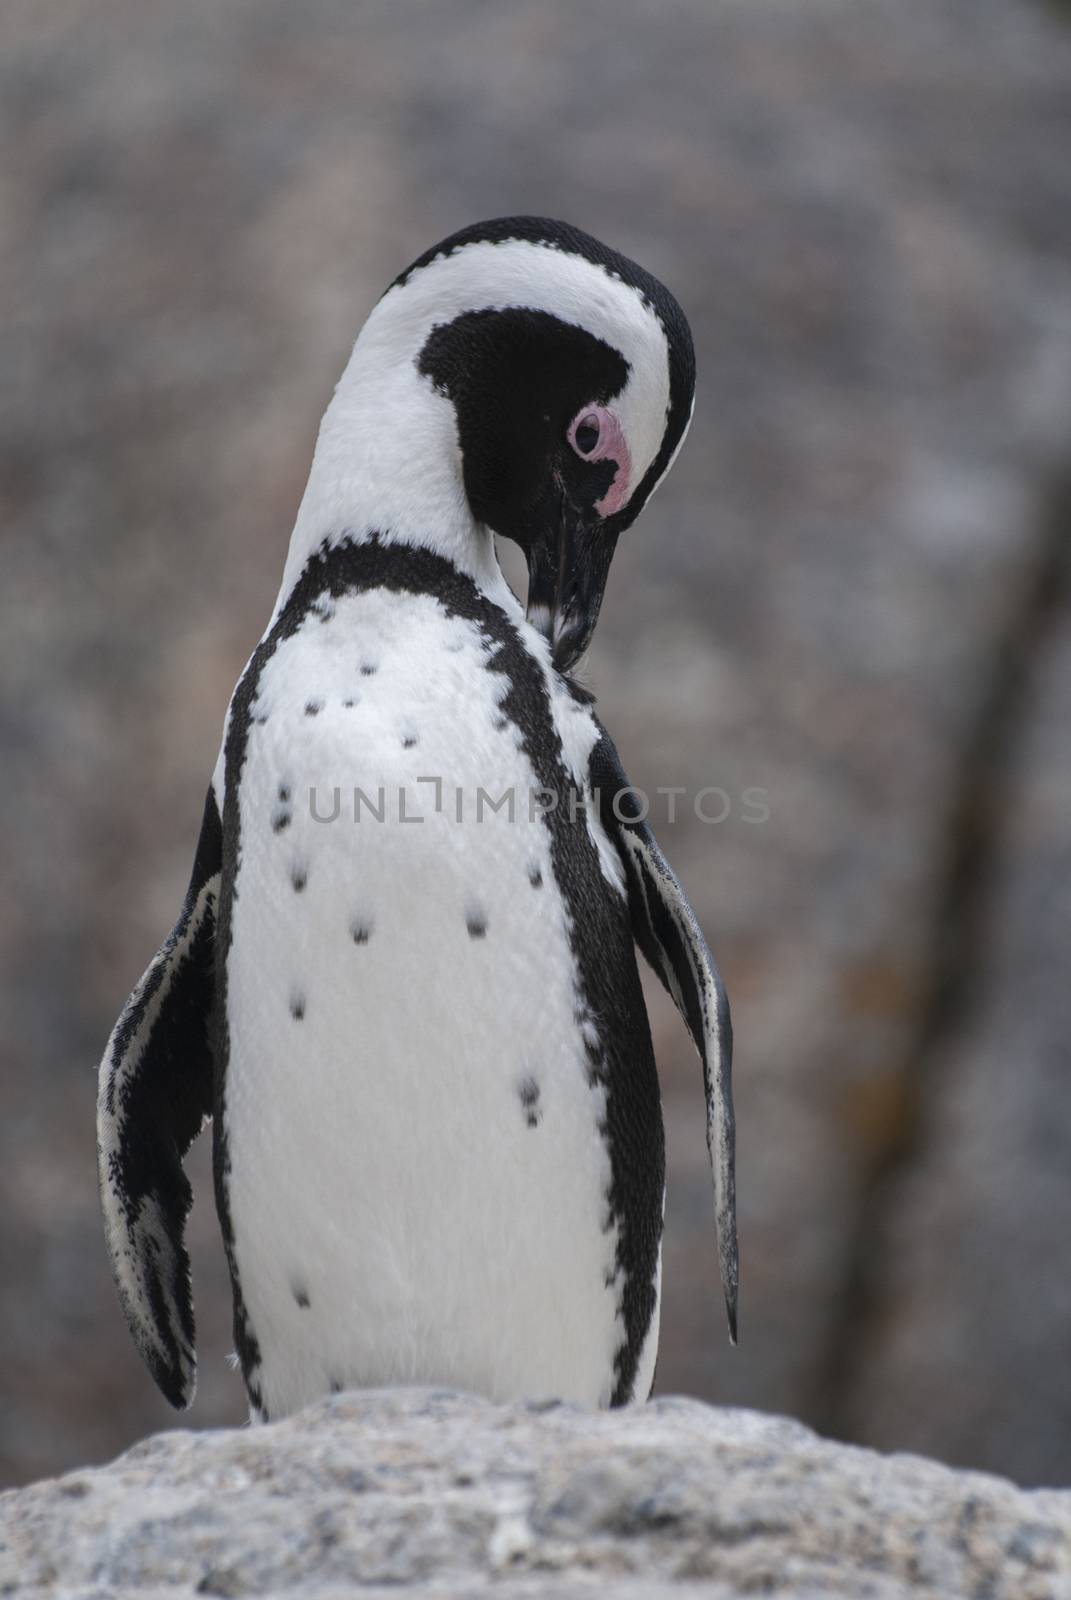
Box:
left=525, top=495, right=617, bottom=674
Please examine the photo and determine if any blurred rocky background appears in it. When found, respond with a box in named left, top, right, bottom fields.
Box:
left=2, top=0, right=1069, bottom=1491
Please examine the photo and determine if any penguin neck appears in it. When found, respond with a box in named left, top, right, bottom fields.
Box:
left=272, top=328, right=514, bottom=621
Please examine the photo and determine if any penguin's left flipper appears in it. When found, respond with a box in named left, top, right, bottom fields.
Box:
left=591, top=733, right=738, bottom=1344
left=96, top=784, right=222, bottom=1408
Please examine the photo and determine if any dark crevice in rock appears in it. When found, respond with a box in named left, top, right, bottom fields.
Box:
left=815, top=460, right=1071, bottom=1440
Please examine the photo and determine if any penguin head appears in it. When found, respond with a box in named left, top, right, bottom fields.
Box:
left=330, top=218, right=695, bottom=672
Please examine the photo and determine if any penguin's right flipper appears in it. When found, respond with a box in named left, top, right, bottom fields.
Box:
left=96, top=784, right=222, bottom=1408
left=590, top=733, right=738, bottom=1346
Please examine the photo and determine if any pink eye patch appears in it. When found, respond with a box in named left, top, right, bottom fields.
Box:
left=567, top=404, right=631, bottom=517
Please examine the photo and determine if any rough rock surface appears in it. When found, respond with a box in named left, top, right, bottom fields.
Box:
left=3, top=1390, right=1071, bottom=1600
left=2, top=0, right=1071, bottom=1489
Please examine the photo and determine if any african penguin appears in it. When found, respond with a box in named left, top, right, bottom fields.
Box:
left=97, top=216, right=737, bottom=1421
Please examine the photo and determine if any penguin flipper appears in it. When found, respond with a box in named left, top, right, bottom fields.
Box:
left=591, top=733, right=738, bottom=1345
left=96, top=784, right=222, bottom=1407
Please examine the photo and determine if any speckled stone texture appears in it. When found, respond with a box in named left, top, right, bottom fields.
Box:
left=2, top=1391, right=1070, bottom=1599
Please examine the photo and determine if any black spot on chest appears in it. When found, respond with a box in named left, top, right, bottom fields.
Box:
left=518, top=1076, right=542, bottom=1128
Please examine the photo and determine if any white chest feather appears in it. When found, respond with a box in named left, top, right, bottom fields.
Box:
left=222, top=587, right=636, bottom=1417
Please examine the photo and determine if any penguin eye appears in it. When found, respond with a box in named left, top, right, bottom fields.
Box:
left=568, top=409, right=604, bottom=459
left=564, top=405, right=632, bottom=518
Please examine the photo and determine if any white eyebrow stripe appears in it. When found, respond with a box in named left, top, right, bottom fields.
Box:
left=371, top=237, right=672, bottom=492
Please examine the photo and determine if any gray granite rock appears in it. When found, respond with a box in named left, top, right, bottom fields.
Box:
left=3, top=1390, right=1071, bottom=1599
